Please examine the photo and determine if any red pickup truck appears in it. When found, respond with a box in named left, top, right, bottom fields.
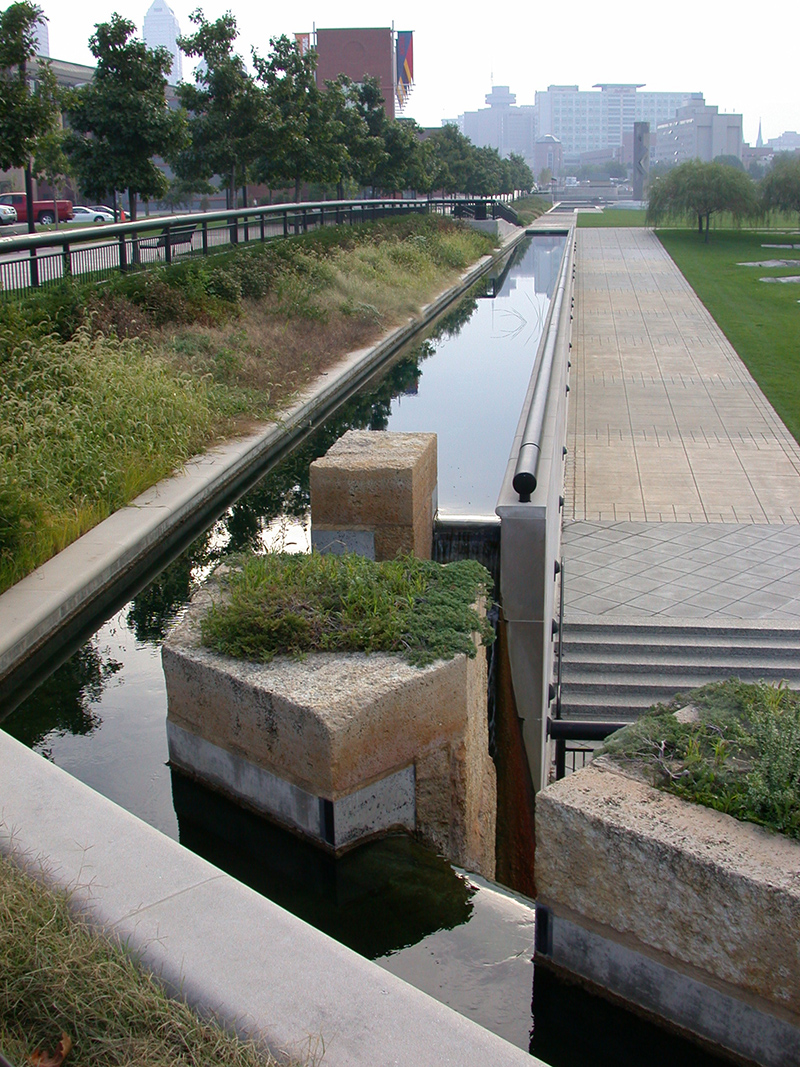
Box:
left=0, top=192, right=74, bottom=224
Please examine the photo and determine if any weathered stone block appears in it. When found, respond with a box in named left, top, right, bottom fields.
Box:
left=310, top=430, right=437, bottom=560
left=162, top=580, right=496, bottom=874
left=534, top=758, right=800, bottom=1064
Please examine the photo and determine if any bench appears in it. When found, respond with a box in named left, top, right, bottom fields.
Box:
left=141, top=223, right=197, bottom=252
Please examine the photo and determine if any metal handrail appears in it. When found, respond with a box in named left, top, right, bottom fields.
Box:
left=511, top=239, right=571, bottom=502
left=0, top=196, right=494, bottom=256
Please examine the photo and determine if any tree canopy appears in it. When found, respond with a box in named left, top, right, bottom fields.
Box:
left=0, top=2, right=60, bottom=229
left=64, top=13, right=184, bottom=219
left=176, top=10, right=265, bottom=209
left=646, top=160, right=758, bottom=240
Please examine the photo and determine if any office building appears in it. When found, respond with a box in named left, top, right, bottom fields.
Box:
left=143, top=0, right=182, bottom=85
left=656, top=103, right=743, bottom=164
left=460, top=86, right=537, bottom=163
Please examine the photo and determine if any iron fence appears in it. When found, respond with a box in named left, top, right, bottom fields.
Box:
left=0, top=197, right=498, bottom=298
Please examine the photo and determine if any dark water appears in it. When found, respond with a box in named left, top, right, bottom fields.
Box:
left=1, top=234, right=730, bottom=1063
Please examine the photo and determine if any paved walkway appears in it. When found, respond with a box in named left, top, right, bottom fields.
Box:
left=566, top=228, right=800, bottom=523
left=564, top=227, right=800, bottom=623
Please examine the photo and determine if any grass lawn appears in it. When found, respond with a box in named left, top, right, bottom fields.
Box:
left=577, top=208, right=647, bottom=227
left=657, top=228, right=800, bottom=444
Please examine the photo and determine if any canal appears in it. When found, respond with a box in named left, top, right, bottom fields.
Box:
left=2, top=233, right=728, bottom=1064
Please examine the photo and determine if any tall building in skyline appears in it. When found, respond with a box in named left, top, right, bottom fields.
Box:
left=34, top=13, right=49, bottom=57
left=535, top=84, right=703, bottom=161
left=143, top=0, right=182, bottom=85
left=460, top=86, right=537, bottom=164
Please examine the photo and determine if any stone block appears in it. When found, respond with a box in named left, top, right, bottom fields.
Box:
left=162, top=579, right=496, bottom=874
left=534, top=757, right=800, bottom=1064
left=310, top=430, right=437, bottom=560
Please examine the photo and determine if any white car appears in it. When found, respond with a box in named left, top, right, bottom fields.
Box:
left=68, top=205, right=115, bottom=225
left=0, top=203, right=17, bottom=225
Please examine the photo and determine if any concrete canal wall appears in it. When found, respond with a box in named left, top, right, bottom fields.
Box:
left=534, top=757, right=800, bottom=1067
left=0, top=730, right=536, bottom=1067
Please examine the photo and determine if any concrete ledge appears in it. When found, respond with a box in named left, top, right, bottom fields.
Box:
left=535, top=758, right=800, bottom=1065
left=0, top=731, right=536, bottom=1067
left=0, top=226, right=529, bottom=702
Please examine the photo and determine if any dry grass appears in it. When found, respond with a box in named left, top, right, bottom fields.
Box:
left=0, top=853, right=294, bottom=1067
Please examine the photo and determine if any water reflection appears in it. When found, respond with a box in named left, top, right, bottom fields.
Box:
left=172, top=770, right=474, bottom=959
left=2, top=641, right=121, bottom=756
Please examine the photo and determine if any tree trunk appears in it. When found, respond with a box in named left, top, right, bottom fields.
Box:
left=241, top=184, right=247, bottom=210
left=295, top=176, right=301, bottom=203
left=704, top=213, right=710, bottom=243
left=698, top=214, right=703, bottom=234
left=53, top=193, right=59, bottom=229
left=24, top=161, right=35, bottom=234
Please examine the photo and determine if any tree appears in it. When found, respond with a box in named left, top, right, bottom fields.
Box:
left=504, top=153, right=535, bottom=196
left=0, top=2, right=60, bottom=232
left=65, top=14, right=184, bottom=221
left=761, top=154, right=800, bottom=226
left=713, top=154, right=745, bottom=171
left=326, top=76, right=387, bottom=197
left=176, top=10, right=264, bottom=210
left=33, top=126, right=71, bottom=226
left=253, top=35, right=336, bottom=202
left=646, top=160, right=758, bottom=241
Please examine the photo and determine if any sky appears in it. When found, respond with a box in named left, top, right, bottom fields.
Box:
left=38, top=0, right=798, bottom=147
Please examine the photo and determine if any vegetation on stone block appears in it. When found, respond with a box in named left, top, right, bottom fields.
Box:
left=0, top=853, right=293, bottom=1067
left=200, top=553, right=495, bottom=667
left=601, top=680, right=800, bottom=839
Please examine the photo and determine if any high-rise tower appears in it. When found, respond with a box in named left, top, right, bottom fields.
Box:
left=143, top=0, right=182, bottom=85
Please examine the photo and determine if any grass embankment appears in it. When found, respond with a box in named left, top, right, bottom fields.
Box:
left=511, top=194, right=551, bottom=225
left=0, top=216, right=495, bottom=593
left=201, top=553, right=494, bottom=667
left=602, top=681, right=800, bottom=839
left=0, top=853, right=290, bottom=1067
left=657, top=228, right=800, bottom=444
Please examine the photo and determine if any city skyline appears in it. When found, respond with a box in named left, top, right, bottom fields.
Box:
left=32, top=0, right=798, bottom=147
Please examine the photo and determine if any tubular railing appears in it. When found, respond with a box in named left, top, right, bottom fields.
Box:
left=0, top=196, right=511, bottom=298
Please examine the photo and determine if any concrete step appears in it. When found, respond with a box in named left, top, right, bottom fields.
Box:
left=560, top=652, right=800, bottom=676
left=563, top=621, right=800, bottom=642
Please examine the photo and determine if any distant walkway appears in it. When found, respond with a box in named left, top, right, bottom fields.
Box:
left=566, top=228, right=800, bottom=524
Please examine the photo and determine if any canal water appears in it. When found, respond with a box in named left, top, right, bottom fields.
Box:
left=2, top=234, right=728, bottom=1064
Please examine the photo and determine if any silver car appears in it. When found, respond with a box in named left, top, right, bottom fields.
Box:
left=0, top=203, right=17, bottom=225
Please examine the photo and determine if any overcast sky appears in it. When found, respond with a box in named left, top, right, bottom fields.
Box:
left=38, top=0, right=798, bottom=146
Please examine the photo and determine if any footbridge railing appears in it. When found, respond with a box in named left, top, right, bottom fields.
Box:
left=495, top=219, right=576, bottom=792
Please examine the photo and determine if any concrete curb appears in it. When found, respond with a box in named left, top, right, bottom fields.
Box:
left=0, top=227, right=529, bottom=704
left=0, top=730, right=539, bottom=1067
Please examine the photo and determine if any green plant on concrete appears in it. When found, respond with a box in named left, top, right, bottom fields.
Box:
left=601, top=680, right=800, bottom=839
left=201, top=552, right=494, bottom=667
left=0, top=853, right=290, bottom=1067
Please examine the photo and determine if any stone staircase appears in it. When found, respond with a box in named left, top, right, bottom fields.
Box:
left=558, top=620, right=800, bottom=721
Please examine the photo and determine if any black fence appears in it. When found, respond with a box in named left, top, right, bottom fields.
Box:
left=0, top=197, right=510, bottom=297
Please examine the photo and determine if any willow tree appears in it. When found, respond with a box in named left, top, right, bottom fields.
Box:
left=647, top=160, right=758, bottom=241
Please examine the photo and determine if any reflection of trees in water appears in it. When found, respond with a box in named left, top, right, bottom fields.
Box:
left=428, top=290, right=479, bottom=342
left=126, top=349, right=430, bottom=643
left=3, top=641, right=121, bottom=755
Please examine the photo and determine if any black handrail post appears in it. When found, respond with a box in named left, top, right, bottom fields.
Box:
left=62, top=242, right=71, bottom=278
left=259, top=212, right=265, bottom=242
left=283, top=210, right=288, bottom=237
left=302, top=207, right=308, bottom=233
left=202, top=218, right=208, bottom=255
left=118, top=232, right=128, bottom=273
left=230, top=214, right=238, bottom=245
left=164, top=223, right=172, bottom=265
left=28, top=247, right=39, bottom=288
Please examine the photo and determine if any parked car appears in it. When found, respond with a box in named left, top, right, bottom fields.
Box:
left=0, top=203, right=17, bottom=225
left=0, top=192, right=74, bottom=224
left=68, top=205, right=115, bottom=225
